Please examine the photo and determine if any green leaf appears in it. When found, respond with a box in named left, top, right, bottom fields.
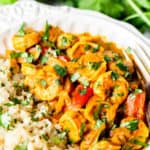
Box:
left=111, top=71, right=119, bottom=81
left=87, top=62, right=101, bottom=70
left=79, top=77, right=89, bottom=87
left=51, top=136, right=62, bottom=145
left=55, top=79, right=62, bottom=85
left=80, top=88, right=87, bottom=95
left=70, top=72, right=80, bottom=82
left=0, top=113, right=11, bottom=129
left=80, top=122, right=86, bottom=138
left=17, top=23, right=25, bottom=36
left=0, top=0, right=17, bottom=5
left=41, top=21, right=50, bottom=41
left=10, top=52, right=22, bottom=58
left=84, top=44, right=90, bottom=51
left=104, top=55, right=112, bottom=63
left=40, top=55, right=49, bottom=65
left=40, top=79, right=47, bottom=87
left=129, top=139, right=149, bottom=147
left=14, top=143, right=27, bottom=150
left=92, top=44, right=100, bottom=53
left=95, top=119, right=103, bottom=128
left=116, top=62, right=128, bottom=71
left=120, top=119, right=139, bottom=131
left=134, top=88, right=143, bottom=94
left=53, top=64, right=67, bottom=77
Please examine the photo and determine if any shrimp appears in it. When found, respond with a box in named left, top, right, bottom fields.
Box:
left=84, top=96, right=118, bottom=125
left=12, top=31, right=40, bottom=51
left=110, top=127, right=131, bottom=145
left=90, top=140, right=121, bottom=150
left=21, top=63, right=62, bottom=101
left=59, top=110, right=86, bottom=143
left=80, top=122, right=106, bottom=150
left=67, top=41, right=103, bottom=59
left=93, top=71, right=129, bottom=105
left=120, top=117, right=149, bottom=150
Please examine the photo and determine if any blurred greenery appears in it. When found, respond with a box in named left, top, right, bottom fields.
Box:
left=37, top=0, right=150, bottom=32
left=0, top=0, right=16, bottom=5
left=0, top=0, right=150, bottom=32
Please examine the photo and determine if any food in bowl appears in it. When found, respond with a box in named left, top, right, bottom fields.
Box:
left=0, top=21, right=149, bottom=150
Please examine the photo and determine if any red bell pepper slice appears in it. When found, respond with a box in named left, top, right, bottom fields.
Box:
left=125, top=91, right=145, bottom=120
left=72, top=84, right=93, bottom=108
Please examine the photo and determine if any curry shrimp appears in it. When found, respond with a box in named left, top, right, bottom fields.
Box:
left=0, top=22, right=149, bottom=150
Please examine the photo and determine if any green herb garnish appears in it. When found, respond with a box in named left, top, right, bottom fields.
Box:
left=88, top=62, right=101, bottom=70
left=70, top=72, right=80, bottom=82
left=92, top=44, right=100, bottom=53
left=80, top=88, right=87, bottom=95
left=120, top=119, right=139, bottom=131
left=116, top=62, right=128, bottom=71
left=53, top=64, right=67, bottom=77
left=14, top=143, right=27, bottom=150
left=80, top=122, right=86, bottom=138
left=111, top=71, right=119, bottom=81
left=17, top=23, right=25, bottom=36
left=0, top=113, right=11, bottom=129
left=41, top=21, right=50, bottom=41
left=84, top=44, right=90, bottom=51
left=134, top=88, right=143, bottom=94
left=40, top=79, right=47, bottom=87
left=95, top=119, right=103, bottom=128
left=104, top=55, right=112, bottom=62
left=129, top=139, right=149, bottom=147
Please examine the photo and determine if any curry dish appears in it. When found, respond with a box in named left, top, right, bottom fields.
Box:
left=0, top=22, right=149, bottom=150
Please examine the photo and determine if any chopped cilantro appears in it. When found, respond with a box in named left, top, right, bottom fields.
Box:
left=88, top=62, right=101, bottom=70
left=40, top=55, right=49, bottom=65
left=120, top=119, right=139, bottom=131
left=95, top=119, right=103, bottom=128
left=53, top=49, right=61, bottom=56
left=53, top=64, right=67, bottom=77
left=111, top=71, right=119, bottom=81
left=116, top=62, right=128, bottom=71
left=129, top=139, right=149, bottom=147
left=36, top=45, right=42, bottom=52
left=41, top=134, right=49, bottom=141
left=104, top=55, right=112, bottom=62
left=61, top=36, right=68, bottom=46
left=14, top=143, right=27, bottom=150
left=92, top=44, right=100, bottom=53
left=117, top=93, right=124, bottom=96
left=93, top=104, right=103, bottom=120
left=80, top=88, right=87, bottom=95
left=41, top=21, right=51, bottom=41
left=84, top=44, right=90, bottom=51
left=70, top=72, right=80, bottom=82
left=134, top=88, right=143, bottom=94
left=113, top=54, right=121, bottom=61
left=125, top=47, right=132, bottom=53
left=79, top=77, right=89, bottom=87
left=80, top=122, right=86, bottom=138
left=0, top=113, right=11, bottom=129
left=17, top=22, right=25, bottom=36
left=55, top=79, right=62, bottom=85
left=71, top=58, right=78, bottom=62
left=10, top=52, right=22, bottom=58
left=40, top=79, right=47, bottom=87
left=51, top=136, right=62, bottom=145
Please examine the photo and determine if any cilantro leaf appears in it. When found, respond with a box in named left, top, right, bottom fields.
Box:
left=41, top=21, right=51, bottom=41
left=53, top=64, right=67, bottom=77
left=120, top=119, right=139, bottom=131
